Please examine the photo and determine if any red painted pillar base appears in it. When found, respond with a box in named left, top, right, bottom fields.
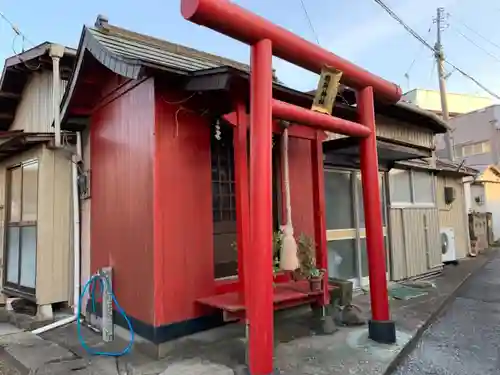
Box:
left=357, top=86, right=396, bottom=344
left=234, top=366, right=280, bottom=375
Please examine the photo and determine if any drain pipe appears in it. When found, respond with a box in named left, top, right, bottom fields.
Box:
left=73, top=133, right=82, bottom=315
left=33, top=46, right=82, bottom=335
left=49, top=44, right=65, bottom=148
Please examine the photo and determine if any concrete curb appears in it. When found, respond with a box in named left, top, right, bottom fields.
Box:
left=383, top=250, right=497, bottom=375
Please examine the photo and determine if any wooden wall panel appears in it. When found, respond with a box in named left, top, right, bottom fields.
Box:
left=90, top=78, right=155, bottom=324
left=153, top=88, right=214, bottom=326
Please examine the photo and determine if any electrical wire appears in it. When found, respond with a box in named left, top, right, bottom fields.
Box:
left=372, top=0, right=434, bottom=50
left=404, top=22, right=434, bottom=87
left=451, top=15, right=500, bottom=51
left=450, top=25, right=500, bottom=64
left=428, top=58, right=436, bottom=87
left=77, top=274, right=134, bottom=357
left=370, top=0, right=500, bottom=100
left=298, top=0, right=321, bottom=45
left=443, top=60, right=500, bottom=100
left=296, top=1, right=353, bottom=106
left=1, top=11, right=41, bottom=71
left=0, top=11, right=35, bottom=46
left=161, top=92, right=197, bottom=105
left=11, top=34, right=41, bottom=70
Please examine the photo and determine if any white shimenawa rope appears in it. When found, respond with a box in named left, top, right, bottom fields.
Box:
left=280, top=127, right=300, bottom=271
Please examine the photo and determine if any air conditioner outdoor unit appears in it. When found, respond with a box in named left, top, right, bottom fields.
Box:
left=441, top=227, right=457, bottom=263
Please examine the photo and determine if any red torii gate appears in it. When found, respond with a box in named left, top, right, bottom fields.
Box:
left=182, top=1, right=400, bottom=374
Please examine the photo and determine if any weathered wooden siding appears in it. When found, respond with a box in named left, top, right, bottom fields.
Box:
left=325, top=114, right=434, bottom=150
left=0, top=145, right=72, bottom=305
left=376, top=115, right=434, bottom=149
left=389, top=207, right=441, bottom=280
left=436, top=175, right=470, bottom=259
left=36, top=146, right=72, bottom=305
left=10, top=71, right=68, bottom=133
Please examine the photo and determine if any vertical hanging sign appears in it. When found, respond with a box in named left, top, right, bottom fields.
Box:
left=312, top=66, right=343, bottom=115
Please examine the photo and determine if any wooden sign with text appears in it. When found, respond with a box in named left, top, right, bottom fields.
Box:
left=312, top=66, right=343, bottom=115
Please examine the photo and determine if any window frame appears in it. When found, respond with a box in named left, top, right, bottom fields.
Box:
left=3, top=159, right=39, bottom=297
left=324, top=167, right=389, bottom=287
left=389, top=168, right=436, bottom=208
left=210, top=123, right=282, bottom=280
left=461, top=141, right=491, bottom=157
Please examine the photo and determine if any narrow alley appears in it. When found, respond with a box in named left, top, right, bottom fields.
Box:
left=393, top=253, right=500, bottom=374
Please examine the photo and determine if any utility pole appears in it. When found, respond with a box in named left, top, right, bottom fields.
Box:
left=435, top=7, right=454, bottom=161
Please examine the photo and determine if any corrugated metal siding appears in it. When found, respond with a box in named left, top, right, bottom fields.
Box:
left=389, top=207, right=441, bottom=280
left=36, top=146, right=72, bottom=305
left=325, top=115, right=434, bottom=150
left=91, top=77, right=155, bottom=324
left=10, top=71, right=68, bottom=133
left=436, top=175, right=470, bottom=259
left=376, top=115, right=434, bottom=149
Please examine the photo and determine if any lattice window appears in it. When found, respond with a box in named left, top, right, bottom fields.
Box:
left=211, top=121, right=236, bottom=223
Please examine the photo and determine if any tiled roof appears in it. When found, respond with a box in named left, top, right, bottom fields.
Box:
left=87, top=16, right=249, bottom=74
left=396, top=157, right=478, bottom=176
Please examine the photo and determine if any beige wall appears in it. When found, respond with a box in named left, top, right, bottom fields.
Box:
left=403, top=89, right=493, bottom=115
left=436, top=175, right=470, bottom=259
left=389, top=207, right=441, bottom=280
left=10, top=71, right=68, bottom=133
left=476, top=167, right=500, bottom=240
left=0, top=145, right=72, bottom=305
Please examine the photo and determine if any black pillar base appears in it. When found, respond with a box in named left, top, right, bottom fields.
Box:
left=368, top=320, right=396, bottom=344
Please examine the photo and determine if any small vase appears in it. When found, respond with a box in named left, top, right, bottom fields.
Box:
left=309, top=277, right=322, bottom=292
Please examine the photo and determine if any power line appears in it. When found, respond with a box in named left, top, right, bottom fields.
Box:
left=450, top=25, right=500, bottom=64
left=0, top=11, right=35, bottom=47
left=428, top=58, right=436, bottom=86
left=298, top=0, right=321, bottom=45
left=451, top=15, right=500, bottom=52
left=443, top=60, right=500, bottom=100
left=404, top=22, right=433, bottom=86
left=370, top=0, right=500, bottom=100
left=372, top=0, right=434, bottom=50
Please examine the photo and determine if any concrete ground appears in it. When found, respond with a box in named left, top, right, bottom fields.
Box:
left=0, top=249, right=496, bottom=375
left=393, top=252, right=500, bottom=374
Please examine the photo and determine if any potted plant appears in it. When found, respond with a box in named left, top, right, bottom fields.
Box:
left=309, top=267, right=325, bottom=292
left=297, top=234, right=325, bottom=291
left=232, top=229, right=284, bottom=280
left=272, top=229, right=284, bottom=274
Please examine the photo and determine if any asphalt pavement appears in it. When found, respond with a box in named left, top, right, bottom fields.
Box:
left=393, top=254, right=500, bottom=375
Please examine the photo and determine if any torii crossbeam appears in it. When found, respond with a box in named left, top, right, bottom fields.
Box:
left=181, top=1, right=400, bottom=374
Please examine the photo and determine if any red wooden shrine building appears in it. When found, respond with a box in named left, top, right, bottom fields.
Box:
left=61, top=2, right=404, bottom=374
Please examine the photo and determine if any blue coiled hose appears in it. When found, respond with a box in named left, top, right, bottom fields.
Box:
left=77, top=274, right=134, bottom=356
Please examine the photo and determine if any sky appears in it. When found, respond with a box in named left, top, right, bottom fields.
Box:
left=1, top=0, right=500, bottom=100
